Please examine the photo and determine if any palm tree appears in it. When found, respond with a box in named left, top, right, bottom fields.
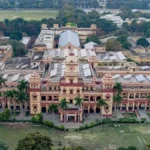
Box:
left=97, top=99, right=108, bottom=125
left=59, top=98, right=68, bottom=131
left=75, top=96, right=83, bottom=129
left=0, top=75, right=7, bottom=89
left=113, top=93, right=122, bottom=123
left=114, top=82, right=122, bottom=94
left=48, top=104, right=58, bottom=127
left=15, top=91, right=29, bottom=114
left=17, top=80, right=28, bottom=92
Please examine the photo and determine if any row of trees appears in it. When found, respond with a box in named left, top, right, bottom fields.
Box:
left=122, top=20, right=150, bottom=38
left=119, top=6, right=150, bottom=20
left=0, top=7, right=117, bottom=42
left=0, top=75, right=29, bottom=113
left=0, top=0, right=100, bottom=9
left=107, top=0, right=150, bottom=9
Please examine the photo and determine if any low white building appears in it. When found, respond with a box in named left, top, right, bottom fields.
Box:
left=101, top=14, right=124, bottom=27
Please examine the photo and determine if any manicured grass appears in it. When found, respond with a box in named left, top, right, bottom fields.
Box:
left=0, top=124, right=150, bottom=150
left=0, top=9, right=58, bottom=21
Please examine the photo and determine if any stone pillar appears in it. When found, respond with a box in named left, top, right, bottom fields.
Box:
left=7, top=101, right=10, bottom=110
left=14, top=102, right=16, bottom=110
left=120, top=103, right=122, bottom=111
left=137, top=103, right=140, bottom=110
left=94, top=106, right=96, bottom=114
left=66, top=114, right=68, bottom=122
left=74, top=114, right=77, bottom=122
left=134, top=93, right=136, bottom=100
left=126, top=103, right=129, bottom=111
left=2, top=102, right=5, bottom=111
left=88, top=106, right=90, bottom=114
left=145, top=103, right=147, bottom=111
left=88, top=97, right=90, bottom=102
left=132, top=103, right=135, bottom=111
left=60, top=113, right=63, bottom=122
left=127, top=93, right=130, bottom=100
left=80, top=113, right=83, bottom=122
left=46, top=105, right=49, bottom=113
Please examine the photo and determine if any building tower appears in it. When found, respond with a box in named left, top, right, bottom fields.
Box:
left=101, top=73, right=115, bottom=116
left=29, top=73, right=41, bottom=115
left=60, top=51, right=83, bottom=104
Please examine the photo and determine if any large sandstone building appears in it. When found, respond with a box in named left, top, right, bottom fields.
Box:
left=0, top=25, right=150, bottom=122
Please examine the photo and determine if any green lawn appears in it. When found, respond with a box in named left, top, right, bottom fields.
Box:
left=0, top=124, right=150, bottom=150
left=0, top=9, right=58, bottom=21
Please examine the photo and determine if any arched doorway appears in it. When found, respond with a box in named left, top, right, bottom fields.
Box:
left=41, top=107, right=46, bottom=113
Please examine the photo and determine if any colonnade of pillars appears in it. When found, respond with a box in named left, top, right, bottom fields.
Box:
left=0, top=101, right=28, bottom=111
left=123, top=93, right=149, bottom=100
left=119, top=102, right=150, bottom=111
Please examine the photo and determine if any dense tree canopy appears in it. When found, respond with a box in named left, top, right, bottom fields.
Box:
left=85, top=34, right=101, bottom=44
left=0, top=0, right=100, bottom=9
left=136, top=38, right=149, bottom=47
left=117, top=35, right=131, bottom=50
left=0, top=6, right=117, bottom=39
left=106, top=39, right=123, bottom=51
left=95, top=19, right=117, bottom=34
left=0, top=141, right=8, bottom=150
left=15, top=132, right=53, bottom=150
left=107, top=0, right=149, bottom=9
left=10, top=30, right=22, bottom=41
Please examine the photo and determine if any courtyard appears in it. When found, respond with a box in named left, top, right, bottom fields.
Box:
left=0, top=123, right=149, bottom=150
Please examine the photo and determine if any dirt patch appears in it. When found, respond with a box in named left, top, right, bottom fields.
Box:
left=64, top=135, right=83, bottom=140
left=4, top=123, right=31, bottom=129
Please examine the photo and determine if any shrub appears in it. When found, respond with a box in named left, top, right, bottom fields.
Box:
left=0, top=109, right=10, bottom=121
left=43, top=120, right=54, bottom=128
left=119, top=118, right=138, bottom=123
left=31, top=113, right=43, bottom=124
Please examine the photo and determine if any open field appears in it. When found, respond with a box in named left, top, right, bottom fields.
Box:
left=0, top=10, right=58, bottom=21
left=0, top=123, right=150, bottom=150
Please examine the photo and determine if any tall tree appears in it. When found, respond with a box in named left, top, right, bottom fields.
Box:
left=97, top=99, right=108, bottom=125
left=114, top=82, right=123, bottom=94
left=17, top=80, right=28, bottom=92
left=113, top=93, right=122, bottom=123
left=113, top=82, right=123, bottom=123
left=48, top=104, right=58, bottom=127
left=75, top=96, right=83, bottom=129
left=59, top=98, right=68, bottom=130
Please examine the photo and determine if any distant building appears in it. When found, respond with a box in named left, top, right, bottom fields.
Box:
left=21, top=37, right=31, bottom=49
left=124, top=46, right=150, bottom=65
left=0, top=45, right=13, bottom=62
left=101, top=14, right=124, bottom=27
left=34, top=30, right=54, bottom=51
